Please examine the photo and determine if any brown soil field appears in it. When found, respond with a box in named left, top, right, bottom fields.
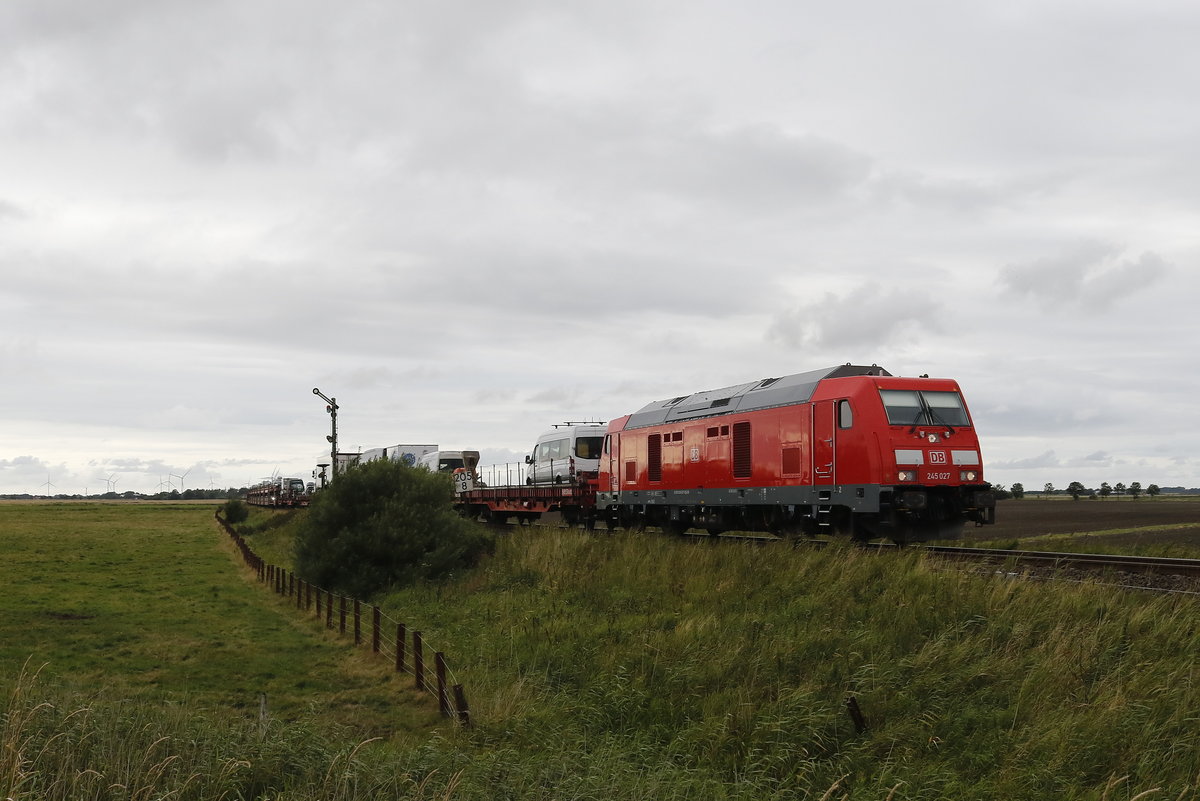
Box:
left=958, top=496, right=1200, bottom=548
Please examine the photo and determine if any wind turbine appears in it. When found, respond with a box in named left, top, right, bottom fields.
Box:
left=105, top=474, right=118, bottom=494
left=41, top=475, right=55, bottom=497
left=171, top=468, right=191, bottom=493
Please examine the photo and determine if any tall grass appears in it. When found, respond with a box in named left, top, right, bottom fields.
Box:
left=2, top=661, right=466, bottom=801
left=376, top=530, right=1200, bottom=800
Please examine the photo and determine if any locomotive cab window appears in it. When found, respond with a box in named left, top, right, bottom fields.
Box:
left=838, top=400, right=853, bottom=429
left=880, top=389, right=970, bottom=427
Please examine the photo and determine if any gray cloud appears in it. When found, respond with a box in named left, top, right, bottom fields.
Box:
left=767, top=285, right=944, bottom=349
left=998, top=244, right=1170, bottom=311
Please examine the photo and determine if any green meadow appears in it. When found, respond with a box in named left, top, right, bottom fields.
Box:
left=3, top=501, right=1199, bottom=800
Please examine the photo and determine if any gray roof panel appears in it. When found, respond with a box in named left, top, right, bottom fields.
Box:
left=623, top=364, right=891, bottom=430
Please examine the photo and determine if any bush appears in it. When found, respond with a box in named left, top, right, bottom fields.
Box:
left=221, top=498, right=250, bottom=525
left=293, top=458, right=493, bottom=599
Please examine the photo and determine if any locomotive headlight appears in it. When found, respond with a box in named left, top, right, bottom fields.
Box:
left=898, top=470, right=918, bottom=482
left=960, top=470, right=978, bottom=482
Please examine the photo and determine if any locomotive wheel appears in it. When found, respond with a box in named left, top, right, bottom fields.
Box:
left=661, top=520, right=689, bottom=537
left=620, top=510, right=647, bottom=532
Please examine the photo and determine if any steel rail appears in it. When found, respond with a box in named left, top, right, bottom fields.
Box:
left=916, top=545, right=1200, bottom=577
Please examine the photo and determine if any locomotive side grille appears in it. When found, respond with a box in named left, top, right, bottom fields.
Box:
left=648, top=434, right=663, bottom=482
left=732, top=422, right=752, bottom=478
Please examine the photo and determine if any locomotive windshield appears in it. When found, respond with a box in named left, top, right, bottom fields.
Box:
left=879, top=389, right=971, bottom=427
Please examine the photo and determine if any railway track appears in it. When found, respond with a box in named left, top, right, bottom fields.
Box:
left=918, top=545, right=1200, bottom=577
left=684, top=530, right=1200, bottom=591
left=520, top=515, right=1200, bottom=590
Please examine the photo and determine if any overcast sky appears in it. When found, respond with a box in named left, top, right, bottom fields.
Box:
left=3, top=0, right=1199, bottom=496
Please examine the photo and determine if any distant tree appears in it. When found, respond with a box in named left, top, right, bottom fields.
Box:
left=992, top=484, right=1012, bottom=501
left=1147, top=484, right=1161, bottom=498
left=1129, top=481, right=1142, bottom=499
left=1099, top=482, right=1112, bottom=500
left=1067, top=481, right=1086, bottom=501
left=1043, top=483, right=1055, bottom=497
left=1114, top=482, right=1127, bottom=499
left=1011, top=482, right=1025, bottom=499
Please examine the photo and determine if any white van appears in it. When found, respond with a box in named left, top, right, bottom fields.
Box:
left=416, top=450, right=480, bottom=474
left=525, top=423, right=606, bottom=485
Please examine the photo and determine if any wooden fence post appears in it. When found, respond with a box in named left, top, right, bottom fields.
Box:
left=325, top=590, right=333, bottom=629
left=339, top=596, right=346, bottom=634
left=846, top=696, right=867, bottom=734
left=453, top=685, right=471, bottom=727
left=413, top=631, right=424, bottom=690
left=435, top=652, right=450, bottom=717
left=396, top=623, right=406, bottom=672
left=372, top=607, right=381, bottom=653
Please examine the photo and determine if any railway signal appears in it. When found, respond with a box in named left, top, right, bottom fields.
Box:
left=313, top=387, right=339, bottom=481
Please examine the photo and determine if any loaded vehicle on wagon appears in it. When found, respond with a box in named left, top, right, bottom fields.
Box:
left=417, top=449, right=481, bottom=475
left=524, top=423, right=606, bottom=485
left=455, top=364, right=995, bottom=543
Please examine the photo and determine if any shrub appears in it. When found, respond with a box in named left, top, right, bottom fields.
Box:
left=221, top=498, right=250, bottom=525
left=293, top=458, right=493, bottom=599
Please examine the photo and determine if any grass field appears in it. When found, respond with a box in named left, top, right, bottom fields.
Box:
left=3, top=498, right=1199, bottom=800
left=0, top=501, right=441, bottom=734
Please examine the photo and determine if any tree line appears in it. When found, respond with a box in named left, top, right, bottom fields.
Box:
left=998, top=481, right=1162, bottom=500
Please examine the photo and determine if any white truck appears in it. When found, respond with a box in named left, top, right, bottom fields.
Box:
left=359, top=444, right=439, bottom=468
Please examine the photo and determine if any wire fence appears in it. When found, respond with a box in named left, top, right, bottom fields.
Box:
left=214, top=510, right=471, bottom=727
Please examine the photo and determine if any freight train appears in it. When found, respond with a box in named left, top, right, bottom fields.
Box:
left=454, top=364, right=995, bottom=543
left=245, top=476, right=310, bottom=508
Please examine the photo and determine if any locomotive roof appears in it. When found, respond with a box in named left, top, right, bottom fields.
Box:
left=624, top=364, right=892, bottom=429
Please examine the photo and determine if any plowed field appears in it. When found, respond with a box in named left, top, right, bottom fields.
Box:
left=962, top=496, right=1200, bottom=547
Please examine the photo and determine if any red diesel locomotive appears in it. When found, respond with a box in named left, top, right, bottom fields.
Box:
left=593, top=364, right=995, bottom=542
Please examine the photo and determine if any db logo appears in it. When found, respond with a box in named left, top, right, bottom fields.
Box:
left=929, top=451, right=948, bottom=464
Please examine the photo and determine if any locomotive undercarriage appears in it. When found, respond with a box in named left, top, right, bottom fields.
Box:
left=604, top=483, right=995, bottom=544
